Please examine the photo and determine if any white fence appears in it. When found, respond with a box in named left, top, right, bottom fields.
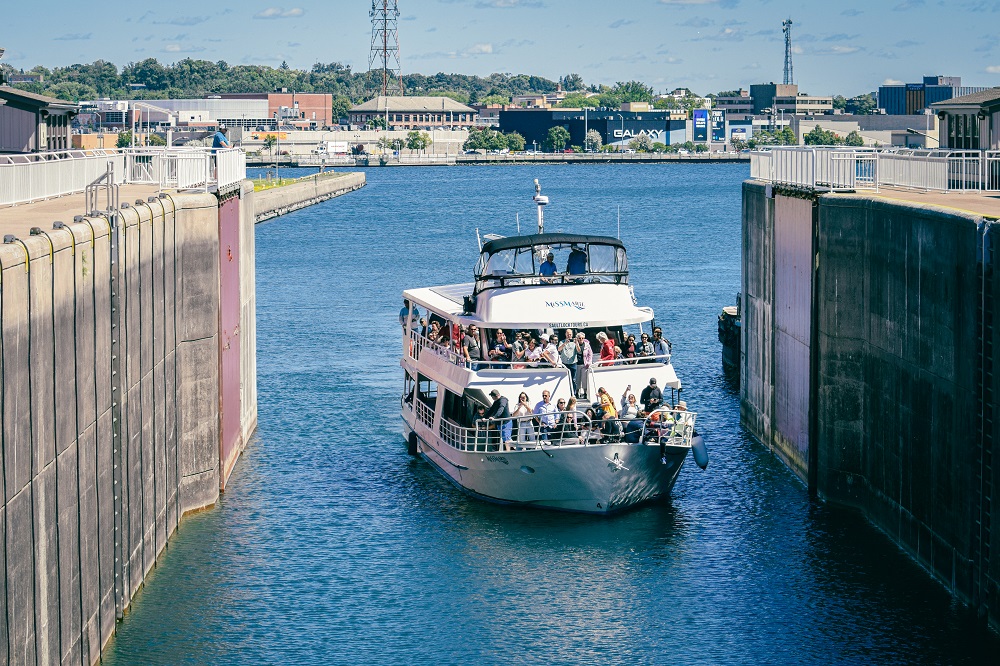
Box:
left=1, top=147, right=247, bottom=207
left=750, top=147, right=1000, bottom=193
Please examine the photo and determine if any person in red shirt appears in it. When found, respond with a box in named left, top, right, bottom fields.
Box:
left=596, top=331, right=615, bottom=366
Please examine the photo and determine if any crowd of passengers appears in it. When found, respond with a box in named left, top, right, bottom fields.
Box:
left=473, top=381, right=687, bottom=464
left=402, top=303, right=671, bottom=399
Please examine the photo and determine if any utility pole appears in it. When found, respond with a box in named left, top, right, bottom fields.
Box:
left=369, top=0, right=404, bottom=98
left=782, top=18, right=794, bottom=86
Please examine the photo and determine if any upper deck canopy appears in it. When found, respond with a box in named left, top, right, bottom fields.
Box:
left=475, top=233, right=628, bottom=295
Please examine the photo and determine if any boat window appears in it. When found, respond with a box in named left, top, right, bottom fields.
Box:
left=616, top=247, right=628, bottom=273
left=485, top=249, right=517, bottom=276
left=589, top=244, right=618, bottom=273
left=416, top=374, right=437, bottom=407
left=513, top=247, right=535, bottom=274
left=538, top=245, right=570, bottom=275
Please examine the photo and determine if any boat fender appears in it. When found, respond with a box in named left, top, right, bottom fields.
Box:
left=407, top=432, right=419, bottom=456
left=691, top=434, right=708, bottom=470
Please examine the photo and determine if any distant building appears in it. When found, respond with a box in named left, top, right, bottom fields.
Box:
left=218, top=91, right=334, bottom=128
left=748, top=83, right=832, bottom=116
left=7, top=73, right=44, bottom=85
left=878, top=76, right=990, bottom=115
left=349, top=96, right=477, bottom=130
left=714, top=90, right=754, bottom=116
left=511, top=90, right=571, bottom=108
left=0, top=86, right=77, bottom=152
left=791, top=113, right=940, bottom=148
left=931, top=87, right=1000, bottom=150
left=498, top=108, right=686, bottom=149
left=471, top=104, right=503, bottom=127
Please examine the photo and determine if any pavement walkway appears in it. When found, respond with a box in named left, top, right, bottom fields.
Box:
left=0, top=185, right=165, bottom=238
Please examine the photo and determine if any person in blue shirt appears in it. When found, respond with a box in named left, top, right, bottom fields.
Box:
left=212, top=125, right=231, bottom=151
left=539, top=252, right=557, bottom=277
left=567, top=245, right=587, bottom=275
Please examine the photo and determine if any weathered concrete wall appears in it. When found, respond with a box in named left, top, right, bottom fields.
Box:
left=742, top=181, right=999, bottom=630
left=254, top=171, right=365, bottom=222
left=0, top=184, right=257, bottom=664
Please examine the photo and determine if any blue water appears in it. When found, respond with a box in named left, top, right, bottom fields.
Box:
left=104, top=165, right=999, bottom=665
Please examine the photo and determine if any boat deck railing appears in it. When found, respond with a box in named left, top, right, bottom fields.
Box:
left=435, top=409, right=696, bottom=454
left=408, top=330, right=672, bottom=374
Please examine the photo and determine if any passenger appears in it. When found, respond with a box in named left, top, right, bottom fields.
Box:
left=419, top=317, right=428, bottom=338
left=510, top=332, right=527, bottom=369
left=640, top=377, right=663, bottom=412
left=511, top=391, right=535, bottom=445
left=637, top=332, right=654, bottom=361
left=533, top=390, right=558, bottom=440
left=623, top=334, right=637, bottom=363
left=613, top=345, right=624, bottom=365
left=483, top=389, right=512, bottom=448
left=620, top=386, right=640, bottom=419
left=601, top=412, right=623, bottom=442
left=462, top=324, right=484, bottom=371
left=575, top=332, right=593, bottom=399
left=399, top=299, right=419, bottom=328
left=552, top=398, right=568, bottom=443
left=474, top=404, right=489, bottom=448
left=624, top=417, right=644, bottom=443
left=557, top=329, right=578, bottom=394
left=596, top=332, right=615, bottom=366
left=652, top=327, right=671, bottom=361
left=541, top=334, right=561, bottom=367
left=561, top=397, right=580, bottom=441
left=584, top=410, right=602, bottom=444
left=525, top=338, right=542, bottom=367
left=539, top=252, right=557, bottom=277
left=599, top=389, right=618, bottom=419
left=428, top=320, right=442, bottom=344
left=488, top=330, right=512, bottom=367
left=567, top=245, right=587, bottom=275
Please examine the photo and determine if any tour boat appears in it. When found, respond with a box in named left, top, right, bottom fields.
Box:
left=399, top=181, right=707, bottom=514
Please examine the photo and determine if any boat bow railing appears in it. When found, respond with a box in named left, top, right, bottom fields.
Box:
left=437, top=408, right=696, bottom=453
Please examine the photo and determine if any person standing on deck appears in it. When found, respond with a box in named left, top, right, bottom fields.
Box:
left=575, top=332, right=593, bottom=399
left=484, top=389, right=512, bottom=447
left=558, top=329, right=578, bottom=395
left=533, top=390, right=558, bottom=440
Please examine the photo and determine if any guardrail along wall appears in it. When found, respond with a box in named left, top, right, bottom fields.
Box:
left=0, top=185, right=257, bottom=665
left=741, top=181, right=999, bottom=630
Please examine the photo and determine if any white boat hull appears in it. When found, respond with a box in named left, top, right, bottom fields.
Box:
left=404, top=419, right=689, bottom=514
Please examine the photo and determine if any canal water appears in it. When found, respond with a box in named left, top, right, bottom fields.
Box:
left=104, top=164, right=999, bottom=664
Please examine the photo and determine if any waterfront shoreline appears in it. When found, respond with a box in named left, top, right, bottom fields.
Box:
left=246, top=153, right=748, bottom=168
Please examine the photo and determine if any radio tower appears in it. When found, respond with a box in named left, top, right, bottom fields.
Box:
left=782, top=18, right=794, bottom=85
left=369, top=0, right=404, bottom=97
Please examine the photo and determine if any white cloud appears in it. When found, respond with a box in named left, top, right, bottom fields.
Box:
left=253, top=7, right=304, bottom=19
left=882, top=78, right=904, bottom=85
left=986, top=65, right=1000, bottom=73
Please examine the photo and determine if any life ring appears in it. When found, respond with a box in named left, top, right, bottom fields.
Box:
left=407, top=432, right=419, bottom=456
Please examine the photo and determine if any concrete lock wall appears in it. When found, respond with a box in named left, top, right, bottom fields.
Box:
left=0, top=184, right=257, bottom=665
left=741, top=182, right=999, bottom=629
left=254, top=171, right=365, bottom=222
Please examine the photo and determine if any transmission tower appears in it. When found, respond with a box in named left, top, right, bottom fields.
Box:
left=369, top=0, right=404, bottom=97
left=782, top=18, right=794, bottom=85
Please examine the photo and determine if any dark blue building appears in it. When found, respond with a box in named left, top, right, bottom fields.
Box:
left=498, top=109, right=686, bottom=150
left=877, top=76, right=990, bottom=115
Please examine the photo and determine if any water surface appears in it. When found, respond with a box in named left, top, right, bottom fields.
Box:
left=104, top=164, right=999, bottom=665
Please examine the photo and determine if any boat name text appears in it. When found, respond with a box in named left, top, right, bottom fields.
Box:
left=545, top=300, right=586, bottom=311
left=485, top=455, right=509, bottom=465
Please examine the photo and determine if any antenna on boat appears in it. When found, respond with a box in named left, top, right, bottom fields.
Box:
left=476, top=227, right=483, bottom=251
left=516, top=212, right=520, bottom=235
left=617, top=205, right=621, bottom=239
left=532, top=179, right=549, bottom=234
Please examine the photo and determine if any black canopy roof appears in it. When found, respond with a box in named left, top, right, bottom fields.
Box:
left=480, top=233, right=624, bottom=255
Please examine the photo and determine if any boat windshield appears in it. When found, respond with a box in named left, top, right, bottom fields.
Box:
left=475, top=241, right=628, bottom=293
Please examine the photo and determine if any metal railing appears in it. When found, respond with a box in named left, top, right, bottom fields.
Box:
left=751, top=147, right=1000, bottom=193
left=1, top=146, right=247, bottom=207
left=436, top=407, right=697, bottom=454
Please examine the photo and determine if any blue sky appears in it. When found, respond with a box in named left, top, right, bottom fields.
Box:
left=2, top=0, right=999, bottom=96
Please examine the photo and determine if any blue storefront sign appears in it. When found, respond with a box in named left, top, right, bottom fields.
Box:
left=693, top=109, right=708, bottom=142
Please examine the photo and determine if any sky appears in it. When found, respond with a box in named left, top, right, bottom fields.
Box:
left=2, top=0, right=999, bottom=97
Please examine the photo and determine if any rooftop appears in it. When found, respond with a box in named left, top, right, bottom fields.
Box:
left=931, top=87, right=1000, bottom=108
left=351, top=95, right=475, bottom=113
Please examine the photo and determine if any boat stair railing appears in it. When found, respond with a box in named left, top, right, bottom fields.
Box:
left=415, top=398, right=435, bottom=431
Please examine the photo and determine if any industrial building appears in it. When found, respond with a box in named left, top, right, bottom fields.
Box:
left=349, top=96, right=477, bottom=129
left=878, top=76, right=990, bottom=116
left=790, top=113, right=940, bottom=148
left=498, top=108, right=687, bottom=150
left=748, top=83, right=832, bottom=116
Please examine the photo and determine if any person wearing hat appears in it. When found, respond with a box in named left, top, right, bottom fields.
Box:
left=212, top=124, right=231, bottom=151
left=482, top=389, right=512, bottom=447
left=640, top=377, right=662, bottom=413
left=539, top=252, right=557, bottom=277
left=566, top=244, right=587, bottom=275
